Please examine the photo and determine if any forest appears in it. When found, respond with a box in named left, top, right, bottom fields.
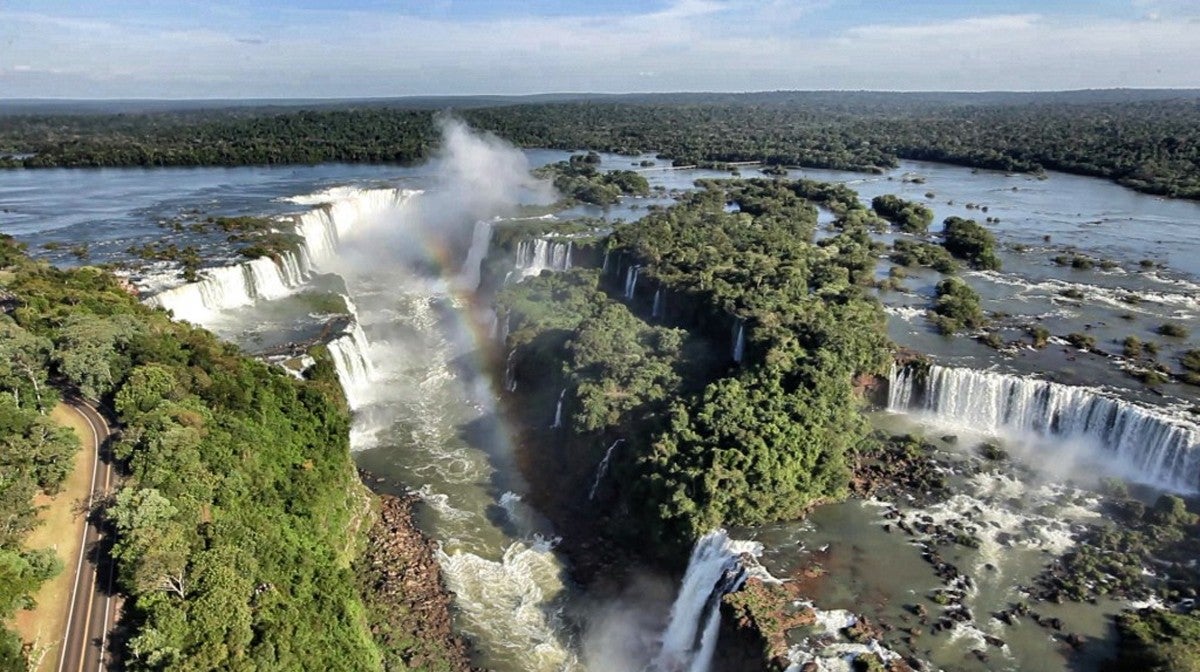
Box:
left=0, top=236, right=408, bottom=671
left=2, top=92, right=1199, bottom=199
left=494, top=178, right=891, bottom=557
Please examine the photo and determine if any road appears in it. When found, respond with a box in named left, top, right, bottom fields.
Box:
left=56, top=400, right=118, bottom=672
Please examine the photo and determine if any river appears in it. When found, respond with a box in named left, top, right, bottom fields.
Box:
left=1, top=147, right=1197, bottom=671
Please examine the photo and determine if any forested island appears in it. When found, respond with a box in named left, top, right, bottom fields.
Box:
left=3, top=90, right=1200, bottom=199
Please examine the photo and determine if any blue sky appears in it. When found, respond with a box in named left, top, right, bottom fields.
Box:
left=0, top=0, right=1196, bottom=98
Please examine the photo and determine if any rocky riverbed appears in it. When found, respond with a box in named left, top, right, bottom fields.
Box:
left=355, top=491, right=476, bottom=671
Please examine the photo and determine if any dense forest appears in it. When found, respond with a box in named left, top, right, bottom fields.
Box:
left=493, top=178, right=891, bottom=556
left=0, top=237, right=438, bottom=671
left=2, top=92, right=1199, bottom=198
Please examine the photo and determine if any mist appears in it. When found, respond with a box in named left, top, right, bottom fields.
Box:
left=336, top=115, right=555, bottom=279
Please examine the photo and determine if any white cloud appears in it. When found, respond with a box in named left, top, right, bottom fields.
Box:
left=0, top=3, right=1196, bottom=98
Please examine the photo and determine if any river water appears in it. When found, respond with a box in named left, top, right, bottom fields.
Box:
left=2, top=149, right=1197, bottom=671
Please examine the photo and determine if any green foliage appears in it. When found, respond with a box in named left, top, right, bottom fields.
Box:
left=1157, top=323, right=1190, bottom=338
left=9, top=93, right=1200, bottom=198
left=0, top=238, right=382, bottom=671
left=1113, top=610, right=1200, bottom=672
left=929, top=277, right=985, bottom=335
left=871, top=194, right=933, bottom=234
left=941, top=217, right=1001, bottom=270
left=498, top=178, right=890, bottom=558
left=1067, top=332, right=1097, bottom=350
left=890, top=240, right=958, bottom=274
left=534, top=153, right=650, bottom=205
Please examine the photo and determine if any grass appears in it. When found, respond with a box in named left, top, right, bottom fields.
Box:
left=12, top=403, right=96, bottom=672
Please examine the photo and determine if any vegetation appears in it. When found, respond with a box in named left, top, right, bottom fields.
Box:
left=0, top=311, right=78, bottom=667
left=496, top=178, right=889, bottom=557
left=929, top=277, right=985, bottom=335
left=0, top=235, right=393, bottom=670
left=1157, top=323, right=1190, bottom=339
left=534, top=153, right=650, bottom=206
left=941, top=217, right=1001, bottom=270
left=871, top=195, right=934, bottom=234
left=5, top=92, right=1200, bottom=198
left=889, top=240, right=958, bottom=274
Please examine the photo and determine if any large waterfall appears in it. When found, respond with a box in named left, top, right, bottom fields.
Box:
left=655, top=531, right=760, bottom=672
left=327, top=321, right=376, bottom=409
left=460, top=219, right=494, bottom=290
left=515, top=238, right=573, bottom=279
left=889, top=363, right=1200, bottom=492
left=147, top=187, right=418, bottom=322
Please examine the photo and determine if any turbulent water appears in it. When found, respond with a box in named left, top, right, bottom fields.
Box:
left=889, top=363, right=1200, bottom=492
left=5, top=148, right=1200, bottom=672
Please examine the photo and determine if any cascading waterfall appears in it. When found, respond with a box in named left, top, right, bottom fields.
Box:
left=327, top=321, right=376, bottom=409
left=731, top=320, right=746, bottom=363
left=654, top=531, right=760, bottom=672
left=551, top=388, right=566, bottom=429
left=460, top=219, right=494, bottom=290
left=602, top=250, right=610, bottom=274
left=148, top=187, right=418, bottom=322
left=888, top=363, right=1200, bottom=491
left=288, top=187, right=419, bottom=269
left=624, top=265, right=641, bottom=300
left=652, top=288, right=664, bottom=319
left=147, top=252, right=306, bottom=324
left=588, top=439, right=623, bottom=500
left=514, top=238, right=574, bottom=279
left=504, top=350, right=519, bottom=393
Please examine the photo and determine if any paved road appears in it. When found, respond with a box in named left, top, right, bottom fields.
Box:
left=56, top=401, right=118, bottom=672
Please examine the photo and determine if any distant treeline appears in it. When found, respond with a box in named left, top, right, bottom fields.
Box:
left=2, top=92, right=1199, bottom=198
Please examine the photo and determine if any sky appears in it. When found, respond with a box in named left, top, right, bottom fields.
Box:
left=0, top=0, right=1197, bottom=99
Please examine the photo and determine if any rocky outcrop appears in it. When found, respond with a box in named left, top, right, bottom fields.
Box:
left=355, top=493, right=476, bottom=672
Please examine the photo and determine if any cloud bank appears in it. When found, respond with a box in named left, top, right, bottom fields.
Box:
left=0, top=1, right=1197, bottom=97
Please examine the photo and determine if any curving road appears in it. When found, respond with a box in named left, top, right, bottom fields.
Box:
left=56, top=400, right=118, bottom=672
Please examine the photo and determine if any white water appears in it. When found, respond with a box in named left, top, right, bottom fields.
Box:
left=888, top=363, right=1200, bottom=491
left=551, top=388, right=566, bottom=429
left=515, top=238, right=573, bottom=279
left=147, top=187, right=418, bottom=324
left=653, top=289, right=664, bottom=319
left=588, top=439, right=623, bottom=501
left=654, top=530, right=760, bottom=672
left=625, top=265, right=641, bottom=300
left=460, top=219, right=494, bottom=290
left=731, top=321, right=746, bottom=363
left=327, top=321, right=376, bottom=409
left=504, top=349, right=518, bottom=392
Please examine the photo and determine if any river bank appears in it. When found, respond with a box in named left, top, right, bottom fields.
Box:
left=354, top=489, right=476, bottom=671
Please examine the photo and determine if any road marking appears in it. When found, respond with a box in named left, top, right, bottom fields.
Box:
left=57, top=403, right=101, bottom=672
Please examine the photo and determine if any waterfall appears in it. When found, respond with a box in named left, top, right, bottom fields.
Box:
left=654, top=531, right=760, bottom=672
left=602, top=250, right=610, bottom=274
left=624, top=265, right=641, bottom=301
left=888, top=363, right=1200, bottom=492
left=460, top=219, right=494, bottom=290
left=499, top=312, right=511, bottom=344
left=588, top=439, right=623, bottom=500
left=327, top=321, right=376, bottom=409
left=147, top=187, right=417, bottom=322
left=551, top=388, right=566, bottom=429
left=504, top=350, right=518, bottom=393
left=514, top=238, right=573, bottom=279
left=731, top=320, right=746, bottom=363
left=652, top=289, right=664, bottom=319
left=148, top=257, right=302, bottom=324
left=289, top=187, right=418, bottom=269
